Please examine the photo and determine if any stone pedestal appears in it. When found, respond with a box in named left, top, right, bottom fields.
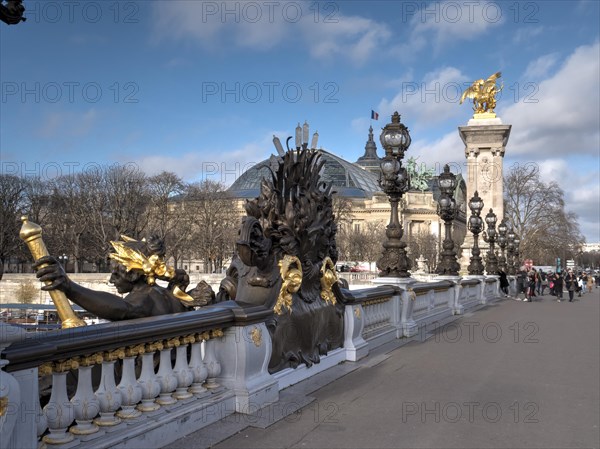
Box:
left=434, top=275, right=463, bottom=314
left=372, top=276, right=418, bottom=337
left=215, top=323, right=278, bottom=413
left=458, top=117, right=511, bottom=274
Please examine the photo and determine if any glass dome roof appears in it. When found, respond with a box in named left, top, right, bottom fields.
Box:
left=228, top=150, right=382, bottom=199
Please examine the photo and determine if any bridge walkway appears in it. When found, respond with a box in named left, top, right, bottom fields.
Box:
left=167, top=290, right=600, bottom=449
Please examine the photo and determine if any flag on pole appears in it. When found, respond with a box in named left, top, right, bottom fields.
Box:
left=371, top=110, right=379, bottom=120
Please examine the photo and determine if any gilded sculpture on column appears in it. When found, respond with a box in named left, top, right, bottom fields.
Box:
left=460, top=71, right=503, bottom=117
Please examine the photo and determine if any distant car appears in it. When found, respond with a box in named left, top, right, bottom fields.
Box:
left=350, top=265, right=369, bottom=272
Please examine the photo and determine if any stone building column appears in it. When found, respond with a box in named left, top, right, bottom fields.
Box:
left=458, top=117, right=511, bottom=274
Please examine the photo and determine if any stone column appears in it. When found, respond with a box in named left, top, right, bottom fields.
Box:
left=458, top=117, right=511, bottom=274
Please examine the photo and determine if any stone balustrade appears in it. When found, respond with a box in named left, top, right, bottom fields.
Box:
left=0, top=301, right=277, bottom=449
left=0, top=276, right=511, bottom=449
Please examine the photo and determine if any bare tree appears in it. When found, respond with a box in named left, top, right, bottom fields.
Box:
left=81, top=165, right=151, bottom=268
left=0, top=175, right=27, bottom=277
left=345, top=220, right=386, bottom=267
left=332, top=195, right=354, bottom=261
left=407, top=230, right=439, bottom=272
left=186, top=180, right=238, bottom=273
left=145, top=172, right=192, bottom=268
left=504, top=164, right=584, bottom=265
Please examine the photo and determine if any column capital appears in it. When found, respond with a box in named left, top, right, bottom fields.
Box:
left=465, top=147, right=480, bottom=158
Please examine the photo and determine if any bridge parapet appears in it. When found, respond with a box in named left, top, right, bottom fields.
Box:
left=0, top=301, right=276, bottom=449
left=0, top=277, right=506, bottom=448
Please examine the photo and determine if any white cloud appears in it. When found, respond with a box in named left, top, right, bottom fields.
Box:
left=500, top=41, right=600, bottom=158
left=397, top=1, right=504, bottom=56
left=133, top=130, right=287, bottom=186
left=301, top=15, right=392, bottom=65
left=408, top=131, right=465, bottom=174
left=151, top=2, right=391, bottom=64
left=512, top=26, right=544, bottom=44
left=36, top=109, right=99, bottom=138
left=377, top=66, right=470, bottom=126
left=523, top=53, right=559, bottom=80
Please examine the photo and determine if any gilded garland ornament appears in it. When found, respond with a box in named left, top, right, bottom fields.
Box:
left=274, top=255, right=303, bottom=315
left=320, top=257, right=338, bottom=305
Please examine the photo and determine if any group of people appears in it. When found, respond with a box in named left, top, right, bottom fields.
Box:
left=513, top=267, right=597, bottom=303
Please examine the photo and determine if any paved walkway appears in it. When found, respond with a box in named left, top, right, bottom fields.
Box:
left=168, top=290, right=600, bottom=449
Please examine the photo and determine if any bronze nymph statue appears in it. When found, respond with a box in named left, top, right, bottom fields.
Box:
left=32, top=235, right=213, bottom=321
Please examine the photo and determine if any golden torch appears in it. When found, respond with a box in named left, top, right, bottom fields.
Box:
left=19, top=216, right=86, bottom=329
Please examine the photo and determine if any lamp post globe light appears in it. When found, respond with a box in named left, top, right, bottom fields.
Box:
left=506, top=227, right=516, bottom=275
left=482, top=209, right=498, bottom=274
left=513, top=234, right=521, bottom=273
left=467, top=191, right=485, bottom=275
left=435, top=165, right=460, bottom=276
left=0, top=0, right=26, bottom=25
left=376, top=112, right=412, bottom=278
left=58, top=253, right=68, bottom=268
left=497, top=219, right=508, bottom=272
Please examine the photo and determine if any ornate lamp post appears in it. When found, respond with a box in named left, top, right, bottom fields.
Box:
left=467, top=191, right=485, bottom=275
left=376, top=112, right=412, bottom=278
left=58, top=254, right=68, bottom=269
left=506, top=227, right=516, bottom=275
left=0, top=1, right=26, bottom=24
left=436, top=165, right=460, bottom=276
left=497, top=219, right=508, bottom=272
left=482, top=209, right=498, bottom=274
left=513, top=234, right=521, bottom=273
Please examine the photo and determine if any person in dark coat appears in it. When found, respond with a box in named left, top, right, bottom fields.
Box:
left=564, top=268, right=577, bottom=302
left=498, top=269, right=509, bottom=297
left=554, top=272, right=564, bottom=302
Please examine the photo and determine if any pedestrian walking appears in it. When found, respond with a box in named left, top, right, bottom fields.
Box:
left=527, top=268, right=537, bottom=302
left=565, top=269, right=577, bottom=302
left=554, top=272, right=564, bottom=302
left=540, top=270, right=548, bottom=295
left=498, top=269, right=509, bottom=297
left=517, top=267, right=528, bottom=301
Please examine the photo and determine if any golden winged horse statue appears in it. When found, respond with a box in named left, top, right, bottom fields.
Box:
left=460, top=72, right=503, bottom=116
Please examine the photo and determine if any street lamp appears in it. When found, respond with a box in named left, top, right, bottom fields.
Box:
left=436, top=165, right=460, bottom=276
left=0, top=0, right=26, bottom=24
left=506, top=227, right=516, bottom=275
left=513, top=234, right=521, bottom=273
left=58, top=254, right=68, bottom=270
left=482, top=209, right=498, bottom=274
left=376, top=112, right=412, bottom=278
left=467, top=191, right=485, bottom=275
left=497, top=219, right=508, bottom=272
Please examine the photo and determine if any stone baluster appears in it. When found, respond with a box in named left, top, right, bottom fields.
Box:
left=363, top=305, right=370, bottom=328
left=155, top=339, right=178, bottom=405
left=137, top=342, right=162, bottom=412
left=204, top=329, right=223, bottom=390
left=172, top=336, right=194, bottom=400
left=70, top=353, right=103, bottom=436
left=117, top=345, right=144, bottom=419
left=188, top=333, right=208, bottom=395
left=36, top=394, right=48, bottom=441
left=42, top=360, right=78, bottom=445
left=94, top=349, right=124, bottom=426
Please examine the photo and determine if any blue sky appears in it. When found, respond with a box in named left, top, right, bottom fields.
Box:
left=1, top=0, right=599, bottom=241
